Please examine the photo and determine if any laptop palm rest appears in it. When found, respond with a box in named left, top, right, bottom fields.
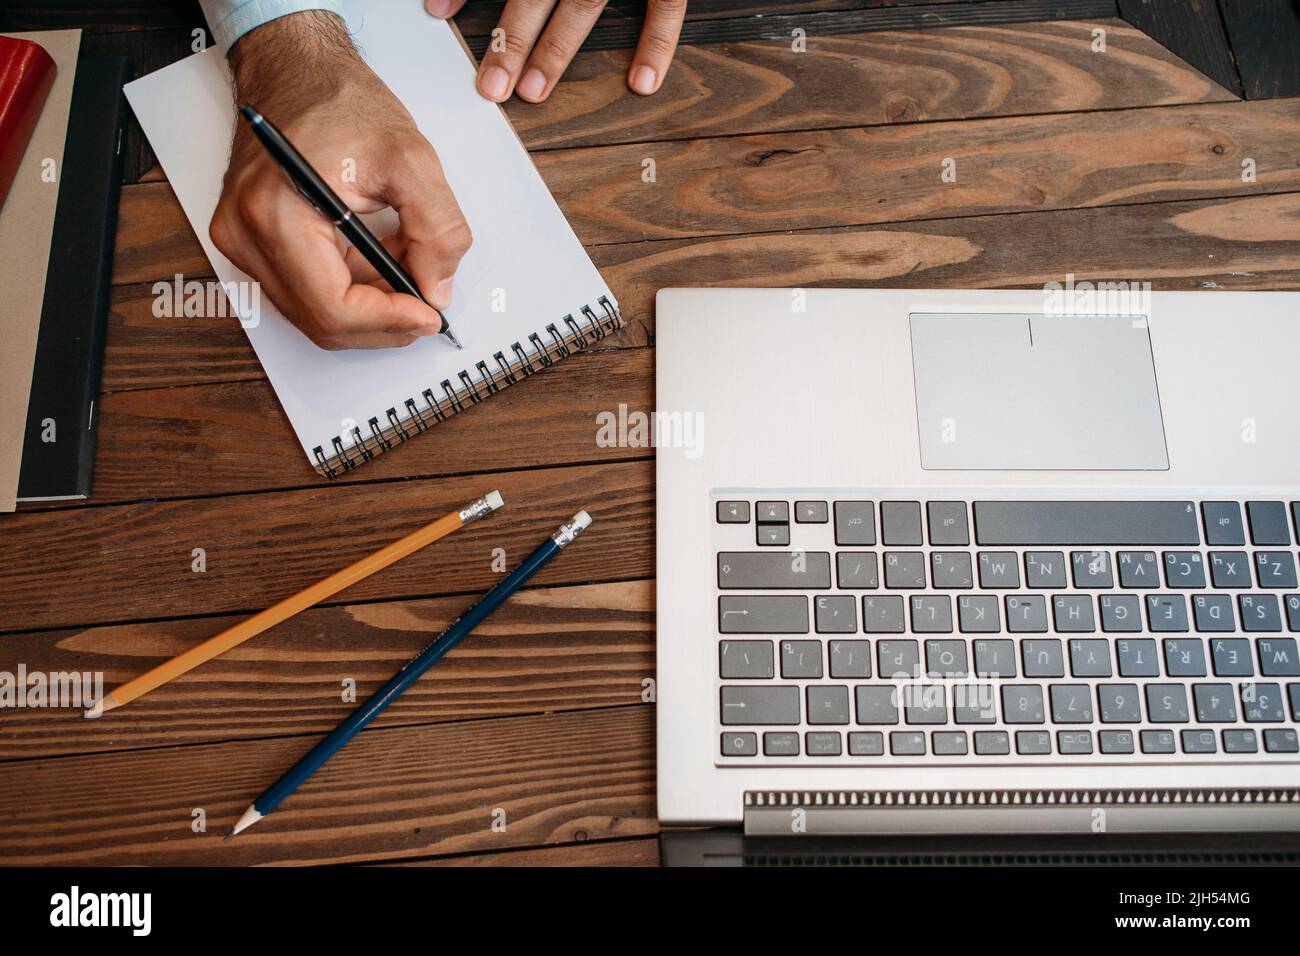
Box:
left=910, top=313, right=1169, bottom=471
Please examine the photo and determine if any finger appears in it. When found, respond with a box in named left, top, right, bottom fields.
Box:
left=628, top=0, right=684, bottom=95
left=424, top=0, right=470, bottom=18
left=515, top=0, right=607, bottom=103
left=381, top=138, right=473, bottom=310
left=477, top=0, right=557, bottom=102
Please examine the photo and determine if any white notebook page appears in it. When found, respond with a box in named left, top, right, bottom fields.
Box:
left=125, top=1, right=614, bottom=464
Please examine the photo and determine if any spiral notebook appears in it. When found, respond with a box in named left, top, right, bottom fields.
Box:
left=125, top=3, right=620, bottom=478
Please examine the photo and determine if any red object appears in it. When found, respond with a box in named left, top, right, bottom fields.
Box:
left=0, top=36, right=57, bottom=212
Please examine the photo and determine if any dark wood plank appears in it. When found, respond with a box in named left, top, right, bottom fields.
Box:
left=0, top=704, right=656, bottom=865
left=0, top=3, right=204, bottom=32
left=1219, top=0, right=1300, bottom=99
left=1118, top=0, right=1242, bottom=97
left=1, top=460, right=653, bottom=631
left=389, top=836, right=659, bottom=866
left=0, top=580, right=652, bottom=759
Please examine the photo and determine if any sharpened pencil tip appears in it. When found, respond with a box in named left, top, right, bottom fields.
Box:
left=228, top=805, right=264, bottom=839
left=84, top=694, right=120, bottom=719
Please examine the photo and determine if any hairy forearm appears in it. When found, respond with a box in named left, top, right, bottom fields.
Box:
left=228, top=11, right=361, bottom=111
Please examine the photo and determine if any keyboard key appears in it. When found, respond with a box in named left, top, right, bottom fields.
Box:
left=1258, top=638, right=1300, bottom=676
left=1100, top=730, right=1135, bottom=754
left=881, top=501, right=923, bottom=545
left=807, top=686, right=850, bottom=725
left=1255, top=551, right=1298, bottom=589
left=1006, top=595, right=1049, bottom=633
left=1118, top=550, right=1160, bottom=588
left=975, top=730, right=1010, bottom=755
left=1182, top=729, right=1217, bottom=754
left=719, top=640, right=775, bottom=679
left=930, top=552, right=973, bottom=588
left=780, top=640, right=822, bottom=678
left=1202, top=501, right=1244, bottom=545
left=757, top=525, right=789, bottom=546
left=1210, top=552, right=1251, bottom=588
left=1247, top=501, right=1291, bottom=545
left=1100, top=594, right=1143, bottom=632
left=978, top=552, right=1020, bottom=588
left=721, top=732, right=758, bottom=756
left=1210, top=638, right=1254, bottom=676
left=1289, top=682, right=1299, bottom=720
left=1145, top=684, right=1190, bottom=723
left=973, top=639, right=1017, bottom=678
left=1163, top=551, right=1206, bottom=588
left=1058, top=730, right=1094, bottom=754
left=1193, top=683, right=1238, bottom=722
left=932, top=731, right=968, bottom=756
left=1141, top=729, right=1177, bottom=754
left=904, top=685, right=947, bottom=724
left=1002, top=685, right=1046, bottom=723
left=1098, top=684, right=1141, bottom=722
left=855, top=686, right=900, bottom=724
left=756, top=501, right=789, bottom=523
left=1016, top=730, right=1052, bottom=754
left=862, top=596, right=906, bottom=634
left=1053, top=596, right=1096, bottom=633
left=718, top=551, right=832, bottom=589
left=958, top=595, right=1001, bottom=633
left=1022, top=639, right=1064, bottom=678
left=795, top=500, right=828, bottom=523
left=1025, top=551, right=1067, bottom=588
left=764, top=732, right=800, bottom=756
left=884, top=552, right=926, bottom=588
left=814, top=595, right=857, bottom=633
left=927, top=501, right=969, bottom=545
left=925, top=638, right=967, bottom=677
left=1264, top=729, right=1299, bottom=753
left=806, top=732, right=842, bottom=756
left=973, top=500, right=1199, bottom=545
left=834, top=501, right=876, bottom=546
left=1050, top=684, right=1094, bottom=723
left=911, top=596, right=953, bottom=633
left=1116, top=638, right=1159, bottom=677
left=721, top=685, right=799, bottom=725
left=1146, top=594, right=1189, bottom=632
left=1193, top=594, right=1235, bottom=632
left=836, top=552, right=879, bottom=589
left=719, top=595, right=808, bottom=633
left=1069, top=639, right=1111, bottom=677
left=1240, top=594, right=1282, bottom=632
left=1240, top=682, right=1285, bottom=722
left=1222, top=729, right=1257, bottom=754
left=848, top=731, right=884, bottom=756
left=829, top=640, right=872, bottom=679
left=1288, top=595, right=1300, bottom=632
left=953, top=684, right=997, bottom=723
left=717, top=501, right=750, bottom=523
left=890, top=731, right=926, bottom=755
left=1071, top=550, right=1113, bottom=588
left=1163, top=638, right=1206, bottom=676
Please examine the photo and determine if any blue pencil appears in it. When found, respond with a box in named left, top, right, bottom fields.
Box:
left=228, top=510, right=593, bottom=837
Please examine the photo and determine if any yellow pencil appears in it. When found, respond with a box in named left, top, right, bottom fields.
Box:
left=85, top=490, right=504, bottom=718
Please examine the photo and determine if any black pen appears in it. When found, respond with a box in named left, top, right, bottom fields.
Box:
left=238, top=105, right=462, bottom=349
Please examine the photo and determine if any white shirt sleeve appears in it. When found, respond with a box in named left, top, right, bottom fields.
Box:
left=198, top=0, right=347, bottom=55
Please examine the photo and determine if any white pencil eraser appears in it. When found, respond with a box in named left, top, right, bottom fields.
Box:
left=486, top=490, right=504, bottom=510
left=574, top=510, right=592, bottom=529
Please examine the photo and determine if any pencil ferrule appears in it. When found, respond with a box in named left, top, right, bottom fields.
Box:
left=458, top=495, right=498, bottom=524
left=551, top=515, right=589, bottom=549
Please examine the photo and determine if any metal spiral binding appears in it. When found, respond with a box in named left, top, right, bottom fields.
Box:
left=311, top=295, right=622, bottom=478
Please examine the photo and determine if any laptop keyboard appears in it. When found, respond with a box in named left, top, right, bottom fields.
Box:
left=714, top=496, right=1300, bottom=763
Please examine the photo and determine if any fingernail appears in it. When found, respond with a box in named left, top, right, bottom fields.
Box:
left=425, top=0, right=452, bottom=17
left=630, top=65, right=657, bottom=95
left=432, top=277, right=454, bottom=308
left=517, top=68, right=546, bottom=101
left=479, top=66, right=510, bottom=100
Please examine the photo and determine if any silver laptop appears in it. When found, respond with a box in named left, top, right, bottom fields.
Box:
left=656, top=288, right=1300, bottom=835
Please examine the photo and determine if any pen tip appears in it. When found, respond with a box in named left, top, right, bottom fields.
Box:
left=444, top=327, right=463, bottom=350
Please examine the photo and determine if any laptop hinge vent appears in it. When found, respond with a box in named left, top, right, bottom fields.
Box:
left=743, top=788, right=1300, bottom=836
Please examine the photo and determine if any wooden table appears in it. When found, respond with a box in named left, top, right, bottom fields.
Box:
left=2, top=1, right=1299, bottom=867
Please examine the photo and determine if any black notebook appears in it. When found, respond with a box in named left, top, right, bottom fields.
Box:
left=17, top=56, right=131, bottom=502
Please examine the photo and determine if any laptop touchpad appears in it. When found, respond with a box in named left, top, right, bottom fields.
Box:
left=910, top=313, right=1168, bottom=470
